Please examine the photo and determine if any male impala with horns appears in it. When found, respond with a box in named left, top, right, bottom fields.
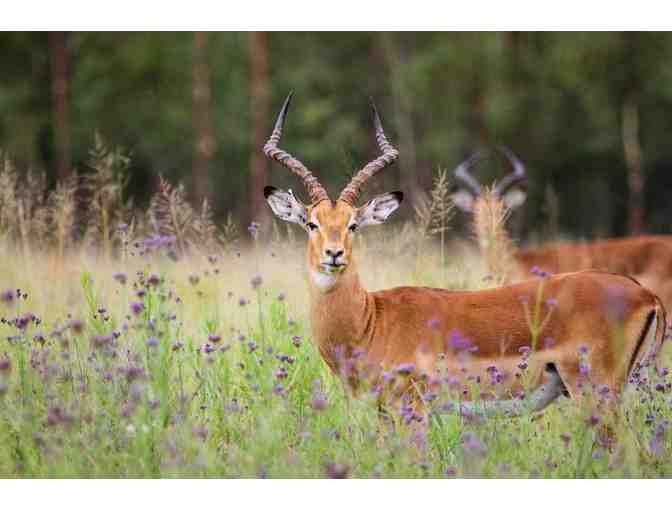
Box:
left=262, top=93, right=665, bottom=418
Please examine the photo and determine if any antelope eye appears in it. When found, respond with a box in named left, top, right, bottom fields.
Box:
left=348, top=223, right=358, bottom=233
left=306, top=222, right=319, bottom=232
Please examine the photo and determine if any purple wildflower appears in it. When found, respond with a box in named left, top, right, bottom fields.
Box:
left=113, top=272, right=128, bottom=285
left=586, top=414, right=601, bottom=427
left=248, top=222, right=260, bottom=236
left=531, top=266, right=551, bottom=278
left=91, top=334, right=113, bottom=349
left=193, top=425, right=209, bottom=441
left=0, top=289, right=15, bottom=305
left=650, top=420, right=668, bottom=457
left=120, top=365, right=146, bottom=382
left=292, top=335, right=302, bottom=348
left=146, top=337, right=160, bottom=348
left=597, top=384, right=611, bottom=396
left=146, top=273, right=160, bottom=287
left=46, top=406, right=72, bottom=427
left=130, top=302, right=144, bottom=316
left=250, top=274, right=263, bottom=290
left=142, top=235, right=176, bottom=253
left=311, top=391, right=328, bottom=411
left=325, top=462, right=349, bottom=479
left=0, top=357, right=10, bottom=372
left=546, top=298, right=558, bottom=307
left=579, top=361, right=591, bottom=376
left=395, top=363, right=416, bottom=376
left=208, top=334, right=221, bottom=343
left=462, top=432, right=487, bottom=458
left=448, top=330, right=472, bottom=351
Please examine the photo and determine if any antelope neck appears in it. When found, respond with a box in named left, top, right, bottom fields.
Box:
left=307, top=258, right=376, bottom=362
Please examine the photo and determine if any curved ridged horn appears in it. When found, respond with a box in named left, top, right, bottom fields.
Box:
left=453, top=151, right=487, bottom=196
left=339, top=99, right=399, bottom=205
left=494, top=146, right=527, bottom=195
left=263, top=92, right=329, bottom=204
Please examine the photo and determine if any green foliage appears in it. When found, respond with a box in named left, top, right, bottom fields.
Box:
left=2, top=32, right=672, bottom=236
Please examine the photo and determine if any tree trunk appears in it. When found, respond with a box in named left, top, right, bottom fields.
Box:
left=192, top=32, right=216, bottom=205
left=380, top=33, right=421, bottom=205
left=48, top=32, right=72, bottom=181
left=249, top=32, right=271, bottom=225
left=623, top=92, right=645, bottom=235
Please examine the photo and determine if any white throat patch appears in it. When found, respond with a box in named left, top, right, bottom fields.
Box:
left=310, top=270, right=338, bottom=292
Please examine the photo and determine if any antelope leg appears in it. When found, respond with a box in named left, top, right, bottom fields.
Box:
left=443, top=367, right=565, bottom=418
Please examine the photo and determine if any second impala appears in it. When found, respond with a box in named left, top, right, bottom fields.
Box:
left=450, top=148, right=672, bottom=314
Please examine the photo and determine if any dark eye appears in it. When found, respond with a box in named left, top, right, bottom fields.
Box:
left=306, top=222, right=319, bottom=232
left=348, top=223, right=358, bottom=233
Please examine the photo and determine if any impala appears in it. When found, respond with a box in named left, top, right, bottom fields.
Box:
left=449, top=147, right=672, bottom=314
left=263, top=94, right=665, bottom=417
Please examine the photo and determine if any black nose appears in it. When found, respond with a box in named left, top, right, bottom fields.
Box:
left=325, top=249, right=344, bottom=258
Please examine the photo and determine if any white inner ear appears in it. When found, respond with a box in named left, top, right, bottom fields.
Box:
left=450, top=189, right=476, bottom=213
left=501, top=188, right=527, bottom=210
left=266, top=189, right=308, bottom=225
left=357, top=193, right=402, bottom=227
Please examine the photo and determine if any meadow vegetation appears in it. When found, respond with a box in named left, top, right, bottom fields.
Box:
left=0, top=143, right=670, bottom=478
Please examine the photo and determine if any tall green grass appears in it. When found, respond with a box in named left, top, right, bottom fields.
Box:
left=0, top=231, right=669, bottom=478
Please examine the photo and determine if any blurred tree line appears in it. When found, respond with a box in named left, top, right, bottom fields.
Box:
left=2, top=32, right=672, bottom=241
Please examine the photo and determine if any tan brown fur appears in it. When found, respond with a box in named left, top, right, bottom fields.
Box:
left=513, top=236, right=672, bottom=309
left=303, top=200, right=663, bottom=402
left=469, top=189, right=672, bottom=317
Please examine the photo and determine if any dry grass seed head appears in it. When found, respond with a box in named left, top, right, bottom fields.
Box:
left=472, top=187, right=516, bottom=285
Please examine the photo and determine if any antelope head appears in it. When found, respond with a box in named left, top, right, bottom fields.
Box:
left=449, top=146, right=529, bottom=214
left=263, top=93, right=403, bottom=293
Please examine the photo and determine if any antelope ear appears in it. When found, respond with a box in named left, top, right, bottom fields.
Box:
left=501, top=186, right=528, bottom=210
left=450, top=188, right=477, bottom=213
left=264, top=186, right=308, bottom=225
left=356, top=191, right=403, bottom=227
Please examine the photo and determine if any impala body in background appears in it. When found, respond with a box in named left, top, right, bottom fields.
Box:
left=263, top=94, right=664, bottom=416
left=450, top=148, right=672, bottom=314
